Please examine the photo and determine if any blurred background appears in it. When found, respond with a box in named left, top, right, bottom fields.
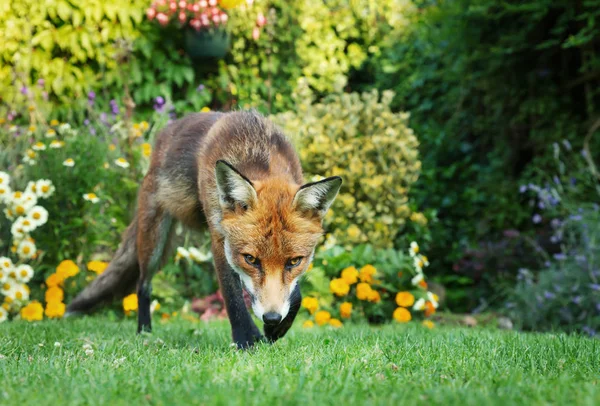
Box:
left=0, top=0, right=599, bottom=334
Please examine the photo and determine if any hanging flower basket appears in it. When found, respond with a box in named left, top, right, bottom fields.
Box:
left=183, top=27, right=231, bottom=60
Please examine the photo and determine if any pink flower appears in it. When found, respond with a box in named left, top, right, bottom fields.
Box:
left=208, top=0, right=217, bottom=6
left=178, top=0, right=186, bottom=8
left=220, top=13, right=228, bottom=23
left=199, top=0, right=207, bottom=7
left=192, top=3, right=200, bottom=11
left=257, top=12, right=266, bottom=27
left=212, top=14, right=220, bottom=23
left=157, top=0, right=166, bottom=5
left=146, top=8, right=156, bottom=20
left=169, top=1, right=177, bottom=11
left=190, top=18, right=201, bottom=30
left=157, top=12, right=169, bottom=25
left=178, top=11, right=187, bottom=23
left=252, top=26, right=260, bottom=40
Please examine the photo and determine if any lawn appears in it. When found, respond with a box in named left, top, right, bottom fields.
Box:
left=1, top=317, right=599, bottom=405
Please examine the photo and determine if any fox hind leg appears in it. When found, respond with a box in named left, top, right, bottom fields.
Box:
left=136, top=207, right=174, bottom=333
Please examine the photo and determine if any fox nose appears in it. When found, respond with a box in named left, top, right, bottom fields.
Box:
left=263, top=312, right=282, bottom=325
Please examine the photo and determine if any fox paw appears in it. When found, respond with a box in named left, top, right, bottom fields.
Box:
left=233, top=329, right=264, bottom=350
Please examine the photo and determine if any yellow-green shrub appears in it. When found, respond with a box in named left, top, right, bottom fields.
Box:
left=272, top=79, right=421, bottom=248
left=0, top=0, right=146, bottom=107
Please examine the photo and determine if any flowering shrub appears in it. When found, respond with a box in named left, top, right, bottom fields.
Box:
left=0, top=171, right=55, bottom=322
left=300, top=241, right=439, bottom=328
left=505, top=140, right=600, bottom=336
left=273, top=80, right=422, bottom=248
left=146, top=0, right=244, bottom=29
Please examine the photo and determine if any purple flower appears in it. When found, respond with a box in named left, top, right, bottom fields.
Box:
left=582, top=326, right=596, bottom=337
left=553, top=253, right=567, bottom=261
left=155, top=96, right=165, bottom=105
left=572, top=296, right=582, bottom=305
left=84, top=119, right=90, bottom=126
left=553, top=176, right=560, bottom=185
left=570, top=177, right=577, bottom=186
left=551, top=218, right=561, bottom=228
left=538, top=201, right=546, bottom=210
left=581, top=149, right=588, bottom=158
left=100, top=112, right=107, bottom=123
left=110, top=99, right=119, bottom=115
left=20, top=85, right=28, bottom=95
left=532, top=214, right=542, bottom=224
left=89, top=127, right=96, bottom=136
left=575, top=255, right=586, bottom=263
left=544, top=261, right=551, bottom=268
left=550, top=235, right=560, bottom=244
left=38, top=79, right=45, bottom=87
left=197, top=84, right=205, bottom=92
left=88, top=91, right=96, bottom=100
left=570, top=214, right=582, bottom=221
left=590, top=284, right=600, bottom=291
left=543, top=291, right=555, bottom=299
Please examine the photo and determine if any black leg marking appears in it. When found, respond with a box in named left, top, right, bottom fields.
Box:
left=264, top=284, right=301, bottom=343
left=137, top=282, right=152, bottom=333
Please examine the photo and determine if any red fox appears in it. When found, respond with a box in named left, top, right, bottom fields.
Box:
left=67, top=111, right=341, bottom=348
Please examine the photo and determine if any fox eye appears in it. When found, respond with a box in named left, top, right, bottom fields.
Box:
left=244, top=254, right=259, bottom=267
left=286, top=257, right=303, bottom=269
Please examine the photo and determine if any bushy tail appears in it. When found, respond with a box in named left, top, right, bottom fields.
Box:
left=66, top=216, right=139, bottom=315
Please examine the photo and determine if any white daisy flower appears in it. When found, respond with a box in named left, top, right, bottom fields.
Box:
left=427, top=291, right=439, bottom=309
left=15, top=216, right=37, bottom=234
left=150, top=300, right=160, bottom=314
left=63, top=158, right=75, bottom=167
left=25, top=181, right=38, bottom=195
left=409, top=241, right=419, bottom=257
left=27, top=206, right=49, bottom=227
left=10, top=190, right=25, bottom=205
left=114, top=158, right=130, bottom=168
left=9, top=125, right=17, bottom=133
left=1, top=279, right=16, bottom=296
left=32, top=142, right=46, bottom=151
left=11, top=219, right=27, bottom=240
left=0, top=184, right=11, bottom=204
left=23, top=155, right=36, bottom=166
left=12, top=192, right=37, bottom=217
left=413, top=298, right=426, bottom=311
left=15, top=264, right=34, bottom=283
left=36, top=179, right=55, bottom=198
left=175, top=247, right=190, bottom=262
left=0, top=171, right=10, bottom=187
left=45, top=129, right=57, bottom=138
left=0, top=269, right=8, bottom=283
left=188, top=247, right=212, bottom=263
left=83, top=193, right=100, bottom=203
left=411, top=272, right=424, bottom=286
left=58, top=123, right=71, bottom=132
left=0, top=307, right=7, bottom=323
left=27, top=125, right=36, bottom=135
left=0, top=257, right=14, bottom=272
left=17, top=239, right=36, bottom=260
left=49, top=140, right=65, bottom=149
left=3, top=207, right=15, bottom=220
left=11, top=283, right=29, bottom=302
left=413, top=256, right=424, bottom=272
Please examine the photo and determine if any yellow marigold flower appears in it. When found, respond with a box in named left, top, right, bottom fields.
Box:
left=302, top=320, right=314, bottom=328
left=123, top=293, right=138, bottom=312
left=356, top=283, right=372, bottom=300
left=46, top=273, right=64, bottom=287
left=28, top=105, right=35, bottom=112
left=314, top=310, right=331, bottom=326
left=200, top=106, right=211, bottom=112
left=359, top=264, right=376, bottom=283
left=301, top=297, right=319, bottom=314
left=56, top=260, right=79, bottom=279
left=329, top=278, right=350, bottom=297
left=45, top=286, right=64, bottom=303
left=341, top=266, right=359, bottom=285
left=396, top=291, right=415, bottom=307
left=142, top=143, right=152, bottom=157
left=45, top=301, right=65, bottom=318
left=422, top=320, right=435, bottom=329
left=329, top=318, right=343, bottom=328
left=393, top=307, right=411, bottom=323
left=347, top=224, right=361, bottom=239
left=87, top=260, right=108, bottom=274
left=368, top=289, right=381, bottom=303
left=21, top=301, right=44, bottom=321
left=50, top=119, right=59, bottom=126
left=340, top=302, right=352, bottom=319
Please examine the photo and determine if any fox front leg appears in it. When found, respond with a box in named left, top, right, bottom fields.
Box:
left=264, top=284, right=301, bottom=343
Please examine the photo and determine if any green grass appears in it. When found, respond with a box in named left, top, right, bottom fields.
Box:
left=1, top=317, right=599, bottom=405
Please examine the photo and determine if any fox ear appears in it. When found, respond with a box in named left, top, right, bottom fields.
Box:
left=215, top=160, right=257, bottom=211
left=293, top=176, right=342, bottom=219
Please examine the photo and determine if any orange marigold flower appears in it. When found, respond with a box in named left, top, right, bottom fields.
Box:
left=46, top=273, right=64, bottom=288
left=393, top=307, right=412, bottom=323
left=419, top=280, right=428, bottom=289
left=87, top=260, right=108, bottom=274
left=424, top=301, right=436, bottom=317
left=20, top=301, right=44, bottom=321
left=330, top=278, right=350, bottom=297
left=329, top=318, right=343, bottom=328
left=359, top=264, right=377, bottom=283
left=368, top=289, right=381, bottom=303
left=340, top=302, right=352, bottom=319
left=422, top=320, right=435, bottom=329
left=123, top=293, right=138, bottom=312
left=314, top=310, right=331, bottom=326
left=45, top=286, right=64, bottom=303
left=56, top=260, right=79, bottom=279
left=45, top=301, right=66, bottom=318
left=302, top=320, right=314, bottom=328
left=396, top=291, right=415, bottom=307
left=301, top=297, right=319, bottom=314
left=341, top=266, right=359, bottom=285
left=356, top=282, right=372, bottom=300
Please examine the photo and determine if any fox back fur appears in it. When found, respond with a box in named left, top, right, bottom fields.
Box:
left=67, top=111, right=341, bottom=348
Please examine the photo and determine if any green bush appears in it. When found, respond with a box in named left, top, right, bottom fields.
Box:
left=272, top=79, right=423, bottom=249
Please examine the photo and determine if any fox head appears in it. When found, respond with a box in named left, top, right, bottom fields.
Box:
left=214, top=160, right=342, bottom=325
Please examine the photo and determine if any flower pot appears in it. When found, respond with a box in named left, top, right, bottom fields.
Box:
left=184, top=28, right=231, bottom=60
